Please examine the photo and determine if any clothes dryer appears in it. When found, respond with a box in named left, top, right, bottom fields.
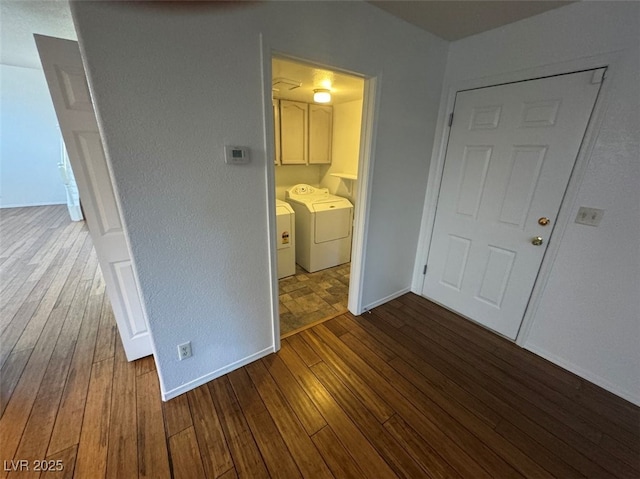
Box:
left=285, top=184, right=353, bottom=273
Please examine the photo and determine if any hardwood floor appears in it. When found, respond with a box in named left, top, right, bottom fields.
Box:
left=1, top=205, right=639, bottom=478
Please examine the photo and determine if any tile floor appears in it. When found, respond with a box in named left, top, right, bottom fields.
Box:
left=278, top=263, right=350, bottom=336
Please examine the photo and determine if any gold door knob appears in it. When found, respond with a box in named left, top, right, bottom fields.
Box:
left=531, top=236, right=544, bottom=246
left=538, top=217, right=550, bottom=226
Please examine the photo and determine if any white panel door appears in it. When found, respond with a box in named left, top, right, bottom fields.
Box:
left=423, top=70, right=603, bottom=339
left=35, top=35, right=152, bottom=360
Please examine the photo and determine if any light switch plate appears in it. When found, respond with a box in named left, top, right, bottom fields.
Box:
left=575, top=207, right=604, bottom=227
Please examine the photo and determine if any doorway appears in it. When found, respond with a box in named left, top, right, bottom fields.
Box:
left=270, top=56, right=366, bottom=337
left=421, top=69, right=604, bottom=339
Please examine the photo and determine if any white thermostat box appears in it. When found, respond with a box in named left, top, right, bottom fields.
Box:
left=224, top=146, right=250, bottom=164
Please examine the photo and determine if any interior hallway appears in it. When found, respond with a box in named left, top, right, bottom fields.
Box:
left=1, top=206, right=638, bottom=478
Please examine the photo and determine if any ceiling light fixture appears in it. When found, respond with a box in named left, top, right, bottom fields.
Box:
left=313, top=89, right=331, bottom=104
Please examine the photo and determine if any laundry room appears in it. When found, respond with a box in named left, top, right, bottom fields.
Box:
left=271, top=56, right=365, bottom=336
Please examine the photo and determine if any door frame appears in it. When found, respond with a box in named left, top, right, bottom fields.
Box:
left=412, top=51, right=622, bottom=346
left=261, top=48, right=379, bottom=348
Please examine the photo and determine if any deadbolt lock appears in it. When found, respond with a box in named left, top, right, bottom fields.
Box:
left=538, top=217, right=550, bottom=226
left=531, top=236, right=544, bottom=246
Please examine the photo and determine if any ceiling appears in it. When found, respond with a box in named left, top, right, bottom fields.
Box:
left=0, top=0, right=76, bottom=69
left=0, top=1, right=575, bottom=71
left=272, top=57, right=365, bottom=105
left=370, top=1, right=573, bottom=41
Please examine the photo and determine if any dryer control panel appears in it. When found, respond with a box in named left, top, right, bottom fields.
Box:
left=287, top=184, right=330, bottom=196
left=291, top=184, right=315, bottom=195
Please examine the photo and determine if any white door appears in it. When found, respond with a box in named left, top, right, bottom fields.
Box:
left=35, top=35, right=152, bottom=360
left=422, top=70, right=603, bottom=339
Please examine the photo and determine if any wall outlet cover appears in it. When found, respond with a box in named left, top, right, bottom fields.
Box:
left=178, top=341, right=192, bottom=360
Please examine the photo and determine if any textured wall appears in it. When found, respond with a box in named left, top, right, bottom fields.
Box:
left=72, top=1, right=448, bottom=397
left=442, top=1, right=640, bottom=404
left=321, top=99, right=364, bottom=204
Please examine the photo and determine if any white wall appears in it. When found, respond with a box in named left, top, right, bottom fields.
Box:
left=0, top=64, right=66, bottom=208
left=321, top=99, right=363, bottom=204
left=71, top=1, right=448, bottom=397
left=436, top=1, right=639, bottom=404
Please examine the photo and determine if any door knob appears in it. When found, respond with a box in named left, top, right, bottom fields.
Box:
left=538, top=217, right=550, bottom=226
left=531, top=236, right=544, bottom=246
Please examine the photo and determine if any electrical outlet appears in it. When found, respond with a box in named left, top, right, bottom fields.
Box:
left=177, top=342, right=192, bottom=360
left=575, top=207, right=604, bottom=227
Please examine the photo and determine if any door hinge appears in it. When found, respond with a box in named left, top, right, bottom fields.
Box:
left=448, top=113, right=454, bottom=127
left=423, top=264, right=428, bottom=275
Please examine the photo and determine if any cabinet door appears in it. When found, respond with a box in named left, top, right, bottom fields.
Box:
left=280, top=100, right=308, bottom=164
left=273, top=98, right=281, bottom=164
left=309, top=104, right=333, bottom=164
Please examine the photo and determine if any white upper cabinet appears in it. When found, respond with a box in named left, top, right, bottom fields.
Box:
left=280, top=100, right=308, bottom=165
left=309, top=105, right=333, bottom=164
left=276, top=100, right=333, bottom=166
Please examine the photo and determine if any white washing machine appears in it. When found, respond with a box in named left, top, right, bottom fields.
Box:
left=285, top=184, right=353, bottom=273
left=275, top=199, right=295, bottom=279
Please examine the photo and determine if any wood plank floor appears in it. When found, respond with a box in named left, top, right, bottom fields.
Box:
left=1, top=205, right=639, bottom=478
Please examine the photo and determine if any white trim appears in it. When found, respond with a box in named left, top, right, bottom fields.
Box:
left=0, top=201, right=67, bottom=208
left=161, top=346, right=275, bottom=401
left=348, top=75, right=380, bottom=315
left=260, top=36, right=281, bottom=353
left=524, top=343, right=640, bottom=407
left=413, top=50, right=623, bottom=348
left=362, top=287, right=411, bottom=313
left=411, top=73, right=455, bottom=294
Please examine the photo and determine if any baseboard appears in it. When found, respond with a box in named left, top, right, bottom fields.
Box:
left=0, top=201, right=66, bottom=209
left=524, top=343, right=640, bottom=407
left=362, top=287, right=411, bottom=313
left=160, top=346, right=275, bottom=401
